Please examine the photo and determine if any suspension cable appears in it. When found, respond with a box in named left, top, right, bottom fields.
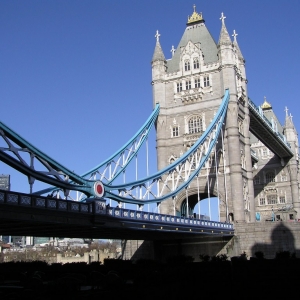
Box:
left=206, top=160, right=211, bottom=220
left=214, top=146, right=220, bottom=222
left=221, top=127, right=228, bottom=221
left=146, top=137, right=149, bottom=212
left=186, top=187, right=189, bottom=217
left=197, top=174, right=200, bottom=219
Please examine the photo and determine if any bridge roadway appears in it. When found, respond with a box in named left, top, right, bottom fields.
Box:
left=0, top=190, right=233, bottom=240
left=248, top=98, right=293, bottom=159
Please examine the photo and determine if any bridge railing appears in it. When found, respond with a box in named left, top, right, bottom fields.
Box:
left=0, top=190, right=94, bottom=214
left=0, top=190, right=234, bottom=232
left=106, top=207, right=234, bottom=230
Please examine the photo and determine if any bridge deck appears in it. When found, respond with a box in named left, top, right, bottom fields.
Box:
left=0, top=190, right=233, bottom=240
left=248, top=99, right=293, bottom=159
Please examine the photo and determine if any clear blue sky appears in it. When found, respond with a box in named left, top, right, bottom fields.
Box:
left=0, top=1, right=299, bottom=220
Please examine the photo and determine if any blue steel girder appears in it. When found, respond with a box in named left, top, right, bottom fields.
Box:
left=248, top=98, right=293, bottom=159
left=103, top=90, right=230, bottom=205
left=0, top=122, right=96, bottom=197
left=33, top=104, right=160, bottom=197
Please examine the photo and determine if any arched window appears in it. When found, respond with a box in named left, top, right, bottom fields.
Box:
left=184, top=60, right=190, bottom=71
left=188, top=116, right=203, bottom=134
left=193, top=57, right=199, bottom=69
left=265, top=172, right=275, bottom=183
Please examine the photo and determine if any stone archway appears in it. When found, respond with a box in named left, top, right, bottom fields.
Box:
left=174, top=187, right=224, bottom=220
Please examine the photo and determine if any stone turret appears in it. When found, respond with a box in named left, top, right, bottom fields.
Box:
left=151, top=30, right=167, bottom=108
left=217, top=13, right=248, bottom=222
left=284, top=108, right=300, bottom=218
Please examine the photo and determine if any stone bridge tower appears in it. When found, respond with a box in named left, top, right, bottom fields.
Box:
left=151, top=6, right=300, bottom=224
left=151, top=7, right=255, bottom=223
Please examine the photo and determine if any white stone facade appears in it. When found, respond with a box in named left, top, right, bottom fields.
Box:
left=151, top=8, right=299, bottom=223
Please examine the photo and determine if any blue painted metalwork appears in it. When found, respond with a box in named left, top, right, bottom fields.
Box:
left=33, top=104, right=160, bottom=196
left=0, top=189, right=234, bottom=234
left=248, top=98, right=292, bottom=152
left=104, top=90, right=230, bottom=204
left=0, top=90, right=229, bottom=203
left=0, top=121, right=95, bottom=196
left=0, top=104, right=159, bottom=198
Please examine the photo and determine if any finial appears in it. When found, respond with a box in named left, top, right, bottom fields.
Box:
left=220, top=12, right=226, bottom=25
left=170, top=45, right=175, bottom=57
left=155, top=30, right=160, bottom=42
left=187, top=5, right=203, bottom=24
left=290, top=113, right=293, bottom=121
left=232, top=30, right=238, bottom=42
left=285, top=106, right=289, bottom=117
left=261, top=96, right=272, bottom=109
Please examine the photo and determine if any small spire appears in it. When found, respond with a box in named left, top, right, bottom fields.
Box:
left=170, top=45, right=175, bottom=57
left=285, top=106, right=289, bottom=117
left=232, top=30, right=244, bottom=60
left=152, top=30, right=166, bottom=62
left=232, top=30, right=238, bottom=42
left=220, top=12, right=226, bottom=25
left=284, top=108, right=294, bottom=128
left=155, top=30, right=160, bottom=42
left=218, top=12, right=231, bottom=46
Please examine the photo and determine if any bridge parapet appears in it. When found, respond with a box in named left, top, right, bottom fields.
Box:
left=0, top=190, right=234, bottom=235
left=107, top=207, right=233, bottom=231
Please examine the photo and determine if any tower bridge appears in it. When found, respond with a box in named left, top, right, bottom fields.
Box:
left=1, top=6, right=300, bottom=260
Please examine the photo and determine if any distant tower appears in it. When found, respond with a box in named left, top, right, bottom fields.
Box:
left=251, top=99, right=300, bottom=221
left=151, top=7, right=253, bottom=222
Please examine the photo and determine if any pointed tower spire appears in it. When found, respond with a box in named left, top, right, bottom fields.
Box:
left=218, top=12, right=232, bottom=46
left=284, top=106, right=294, bottom=129
left=232, top=30, right=244, bottom=60
left=152, top=30, right=166, bottom=62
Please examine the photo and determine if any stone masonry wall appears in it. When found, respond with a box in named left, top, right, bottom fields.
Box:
left=234, top=221, right=300, bottom=259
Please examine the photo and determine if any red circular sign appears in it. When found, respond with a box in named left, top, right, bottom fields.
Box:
left=94, top=181, right=104, bottom=198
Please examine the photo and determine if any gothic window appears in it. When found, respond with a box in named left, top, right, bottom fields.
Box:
left=177, top=82, right=182, bottom=92
left=193, top=57, right=199, bottom=69
left=195, top=78, right=200, bottom=88
left=267, top=195, right=277, bottom=205
left=279, top=196, right=286, bottom=204
left=172, top=126, right=179, bottom=137
left=265, top=172, right=275, bottom=183
left=188, top=116, right=203, bottom=134
left=254, top=176, right=260, bottom=185
left=184, top=60, right=190, bottom=71
left=204, top=76, right=210, bottom=87
left=262, top=148, right=268, bottom=157
left=186, top=80, right=191, bottom=90
left=259, top=198, right=265, bottom=205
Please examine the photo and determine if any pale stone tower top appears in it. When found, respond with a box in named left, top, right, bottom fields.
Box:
left=152, top=30, right=166, bottom=62
left=218, top=12, right=232, bottom=45
left=232, top=30, right=244, bottom=60
left=284, top=106, right=295, bottom=129
left=166, top=6, right=218, bottom=73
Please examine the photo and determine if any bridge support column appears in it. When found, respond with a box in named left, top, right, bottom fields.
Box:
left=226, top=94, right=245, bottom=223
